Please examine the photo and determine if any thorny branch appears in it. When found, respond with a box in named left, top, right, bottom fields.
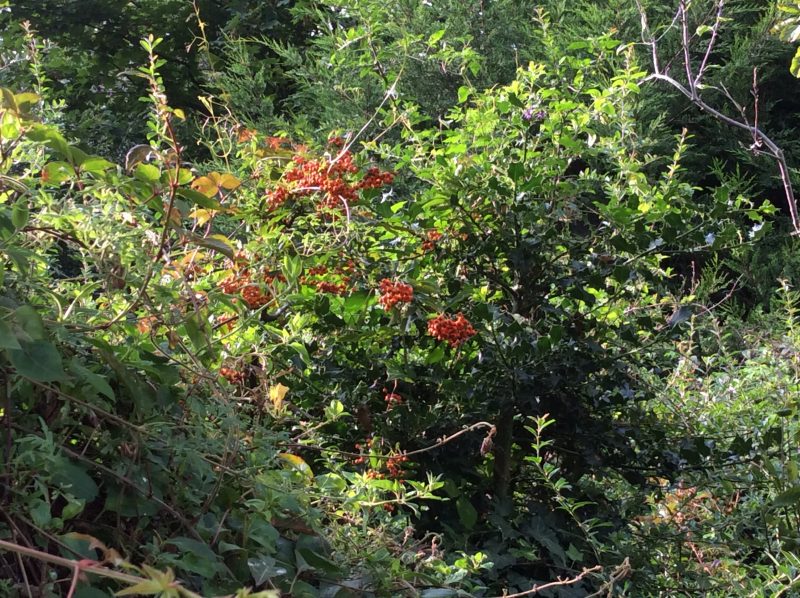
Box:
left=636, top=0, right=800, bottom=234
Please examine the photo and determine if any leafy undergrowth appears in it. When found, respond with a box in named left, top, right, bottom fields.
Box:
left=1, top=21, right=799, bottom=598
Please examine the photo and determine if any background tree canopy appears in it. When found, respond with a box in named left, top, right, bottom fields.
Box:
left=2, top=0, right=800, bottom=596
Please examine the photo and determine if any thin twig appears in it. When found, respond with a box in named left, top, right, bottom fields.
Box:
left=492, top=565, right=602, bottom=598
left=635, top=0, right=800, bottom=234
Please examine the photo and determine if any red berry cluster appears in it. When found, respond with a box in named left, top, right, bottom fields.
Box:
left=361, top=166, right=394, bottom=189
left=241, top=284, right=271, bottom=308
left=307, top=265, right=328, bottom=276
left=218, top=269, right=282, bottom=309
left=217, top=314, right=238, bottom=331
left=265, top=144, right=394, bottom=211
left=353, top=438, right=376, bottom=465
left=218, top=273, right=248, bottom=295
left=220, top=367, right=244, bottom=384
left=384, top=392, right=403, bottom=409
left=422, top=230, right=443, bottom=252
left=386, top=453, right=408, bottom=479
left=427, top=313, right=477, bottom=348
left=266, top=186, right=289, bottom=208
left=302, top=261, right=354, bottom=295
left=378, top=279, right=413, bottom=310
left=316, top=281, right=348, bottom=295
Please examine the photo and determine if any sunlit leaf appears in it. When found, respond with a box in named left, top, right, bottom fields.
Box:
left=270, top=383, right=289, bottom=410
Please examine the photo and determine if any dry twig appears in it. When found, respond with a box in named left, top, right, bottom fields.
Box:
left=636, top=0, right=800, bottom=234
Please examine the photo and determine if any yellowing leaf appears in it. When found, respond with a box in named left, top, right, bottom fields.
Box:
left=270, top=383, right=289, bottom=410
left=191, top=175, right=219, bottom=197
left=277, top=453, right=313, bottom=478
left=189, top=208, right=215, bottom=226
left=115, top=580, right=164, bottom=596
left=216, top=172, right=241, bottom=190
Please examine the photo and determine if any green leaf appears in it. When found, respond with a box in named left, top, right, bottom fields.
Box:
left=457, top=86, right=471, bottom=104
left=165, top=537, right=218, bottom=563
left=343, top=291, right=369, bottom=314
left=287, top=580, right=319, bottom=598
left=134, top=163, right=161, bottom=183
left=791, top=46, right=800, bottom=77
left=456, top=496, right=477, bottom=530
left=248, top=556, right=287, bottom=584
left=81, top=157, right=115, bottom=173
left=277, top=453, right=314, bottom=478
left=11, top=201, right=29, bottom=229
left=774, top=486, right=800, bottom=507
left=26, top=125, right=71, bottom=158
left=297, top=548, right=342, bottom=576
left=428, top=29, right=446, bottom=45
left=69, top=359, right=115, bottom=400
left=283, top=255, right=302, bottom=282
left=52, top=460, right=99, bottom=502
left=115, top=580, right=164, bottom=596
left=8, top=340, right=67, bottom=382
left=184, top=232, right=235, bottom=259
left=0, top=320, right=21, bottom=350
left=176, top=187, right=224, bottom=209
left=424, top=345, right=445, bottom=365
left=182, top=314, right=211, bottom=355
left=566, top=543, right=584, bottom=563
left=62, top=497, right=86, bottom=520
left=42, top=161, right=74, bottom=184
left=30, top=499, right=52, bottom=527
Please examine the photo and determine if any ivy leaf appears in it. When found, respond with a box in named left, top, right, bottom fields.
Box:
left=296, top=548, right=342, bottom=576
left=248, top=556, right=287, bottom=585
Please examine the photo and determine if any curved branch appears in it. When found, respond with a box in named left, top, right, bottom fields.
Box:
left=636, top=0, right=800, bottom=234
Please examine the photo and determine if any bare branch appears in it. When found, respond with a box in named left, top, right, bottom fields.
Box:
left=491, top=565, right=603, bottom=598
left=695, top=0, right=725, bottom=87
left=636, top=0, right=800, bottom=234
left=680, top=1, right=697, bottom=97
